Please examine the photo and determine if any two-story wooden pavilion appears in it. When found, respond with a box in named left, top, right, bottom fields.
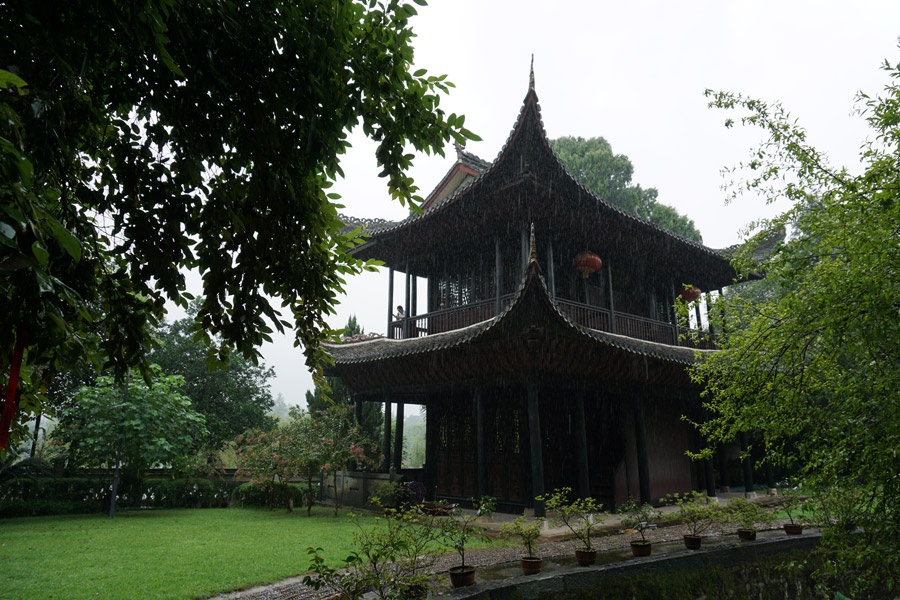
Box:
left=324, top=70, right=738, bottom=515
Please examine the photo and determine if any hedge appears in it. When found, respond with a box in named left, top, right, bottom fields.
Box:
left=0, top=477, right=243, bottom=517
left=232, top=481, right=316, bottom=509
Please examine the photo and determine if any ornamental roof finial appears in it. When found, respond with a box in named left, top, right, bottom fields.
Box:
left=529, top=222, right=537, bottom=262
left=529, top=55, right=535, bottom=90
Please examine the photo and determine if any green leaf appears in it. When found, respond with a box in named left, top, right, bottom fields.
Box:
left=0, top=69, right=28, bottom=95
left=0, top=221, right=15, bottom=239
left=31, top=240, right=49, bottom=266
left=50, top=221, right=82, bottom=262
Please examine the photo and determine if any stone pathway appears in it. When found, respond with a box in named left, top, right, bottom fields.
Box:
left=203, top=494, right=793, bottom=600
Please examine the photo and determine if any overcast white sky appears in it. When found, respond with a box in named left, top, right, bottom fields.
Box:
left=224, top=0, right=900, bottom=406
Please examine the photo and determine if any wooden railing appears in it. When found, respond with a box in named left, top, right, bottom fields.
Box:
left=389, top=295, right=516, bottom=339
left=556, top=299, right=611, bottom=332
left=390, top=295, right=715, bottom=349
left=615, top=312, right=677, bottom=346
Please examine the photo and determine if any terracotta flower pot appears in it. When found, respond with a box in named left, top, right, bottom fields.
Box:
left=784, top=523, right=803, bottom=535
left=575, top=549, right=597, bottom=566
left=449, top=565, right=476, bottom=588
left=737, top=528, right=757, bottom=541
left=630, top=541, right=652, bottom=557
left=520, top=556, right=543, bottom=575
left=683, top=534, right=702, bottom=550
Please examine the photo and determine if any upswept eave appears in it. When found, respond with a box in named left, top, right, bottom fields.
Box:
left=341, top=68, right=732, bottom=266
left=324, top=229, right=712, bottom=369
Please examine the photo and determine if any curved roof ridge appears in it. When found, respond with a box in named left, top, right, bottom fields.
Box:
left=342, top=70, right=544, bottom=238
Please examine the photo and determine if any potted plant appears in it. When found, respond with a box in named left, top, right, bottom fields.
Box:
left=781, top=494, right=805, bottom=535
left=439, top=496, right=495, bottom=587
left=619, top=497, right=660, bottom=557
left=725, top=497, right=775, bottom=541
left=499, top=515, right=544, bottom=574
left=663, top=490, right=721, bottom=549
left=539, top=487, right=606, bottom=566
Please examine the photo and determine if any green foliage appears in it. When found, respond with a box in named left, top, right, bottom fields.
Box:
left=150, top=309, right=277, bottom=450
left=0, top=0, right=477, bottom=453
left=693, top=52, right=900, bottom=597
left=550, top=136, right=702, bottom=242
left=305, top=504, right=443, bottom=600
left=234, top=416, right=323, bottom=513
left=538, top=487, right=606, bottom=551
left=618, top=497, right=661, bottom=544
left=438, top=496, right=495, bottom=567
left=723, top=497, right=775, bottom=532
left=662, top=491, right=722, bottom=537
left=0, top=477, right=240, bottom=516
left=235, top=406, right=378, bottom=514
left=0, top=450, right=52, bottom=494
left=232, top=481, right=307, bottom=510
left=499, top=515, right=543, bottom=558
left=52, top=367, right=206, bottom=474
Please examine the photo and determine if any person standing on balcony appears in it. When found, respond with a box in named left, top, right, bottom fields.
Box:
left=394, top=305, right=406, bottom=320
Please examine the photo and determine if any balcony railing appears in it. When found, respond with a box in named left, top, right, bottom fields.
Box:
left=389, top=295, right=716, bottom=349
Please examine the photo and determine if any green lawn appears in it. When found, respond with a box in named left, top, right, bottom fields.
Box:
left=0, top=507, right=393, bottom=600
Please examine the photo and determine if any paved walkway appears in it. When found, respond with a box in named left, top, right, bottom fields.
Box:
left=204, top=492, right=788, bottom=600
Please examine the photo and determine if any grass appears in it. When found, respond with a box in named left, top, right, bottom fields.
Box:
left=1, top=507, right=497, bottom=600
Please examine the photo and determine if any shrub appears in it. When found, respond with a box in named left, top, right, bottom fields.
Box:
left=233, top=481, right=309, bottom=509
left=0, top=477, right=242, bottom=517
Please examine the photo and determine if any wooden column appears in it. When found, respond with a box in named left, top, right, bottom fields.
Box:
left=411, top=274, right=418, bottom=317
left=606, top=261, right=617, bottom=333
left=474, top=389, right=487, bottom=501
left=740, top=432, right=755, bottom=497
left=705, top=455, right=717, bottom=498
left=574, top=392, right=590, bottom=499
left=386, top=268, right=395, bottom=338
left=393, top=402, right=404, bottom=472
left=350, top=396, right=362, bottom=472
left=718, top=446, right=730, bottom=492
left=382, top=400, right=392, bottom=473
left=718, top=288, right=727, bottom=336
left=765, top=462, right=776, bottom=492
left=694, top=300, right=703, bottom=334
left=354, top=396, right=363, bottom=427
left=633, top=395, right=651, bottom=505
left=494, top=237, right=503, bottom=315
left=526, top=381, right=545, bottom=517
left=424, top=403, right=436, bottom=500
left=705, top=292, right=716, bottom=343
left=404, top=269, right=412, bottom=339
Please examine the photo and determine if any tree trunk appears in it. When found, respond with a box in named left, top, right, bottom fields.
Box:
left=332, top=470, right=339, bottom=516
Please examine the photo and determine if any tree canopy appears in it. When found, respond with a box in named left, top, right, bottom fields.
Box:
left=550, top=136, right=702, bottom=242
left=150, top=308, right=277, bottom=450
left=692, top=56, right=900, bottom=597
left=53, top=367, right=206, bottom=474
left=0, top=0, right=476, bottom=452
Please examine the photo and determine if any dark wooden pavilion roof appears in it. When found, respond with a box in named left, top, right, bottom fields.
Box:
left=324, top=230, right=713, bottom=396
left=344, top=71, right=740, bottom=292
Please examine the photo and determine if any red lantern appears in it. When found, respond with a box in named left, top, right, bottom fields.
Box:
left=573, top=251, right=603, bottom=279
left=679, top=286, right=702, bottom=303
